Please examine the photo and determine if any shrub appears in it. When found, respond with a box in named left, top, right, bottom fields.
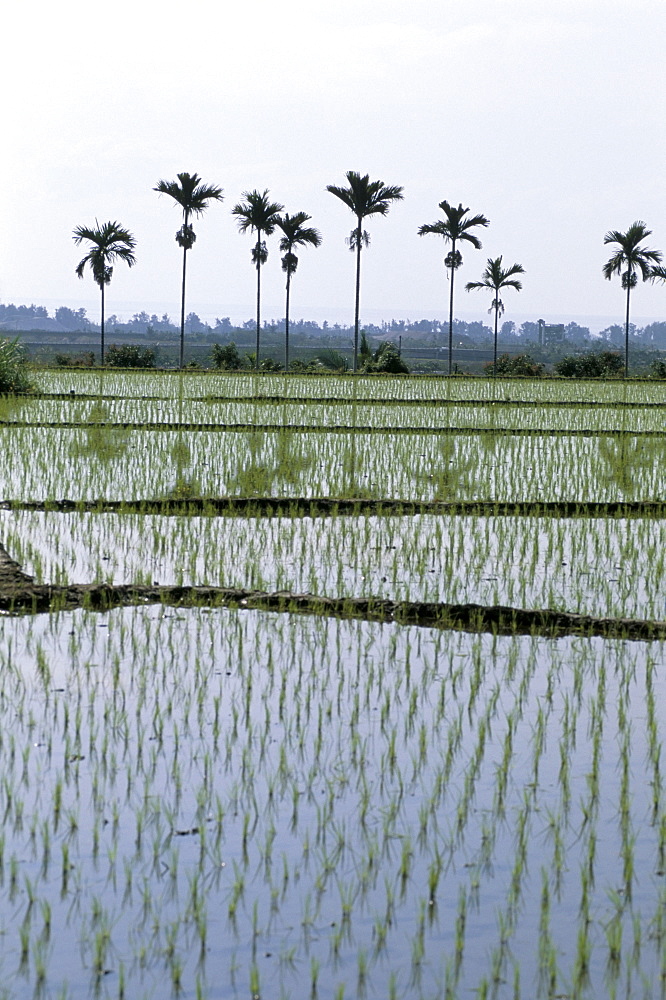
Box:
left=243, top=353, right=283, bottom=372
left=554, top=351, right=623, bottom=378
left=211, top=342, right=242, bottom=370
left=105, top=344, right=156, bottom=368
left=363, top=341, right=410, bottom=374
left=0, top=337, right=33, bottom=392
left=315, top=349, right=349, bottom=372
left=650, top=358, right=666, bottom=379
left=55, top=351, right=96, bottom=368
left=484, top=353, right=544, bottom=377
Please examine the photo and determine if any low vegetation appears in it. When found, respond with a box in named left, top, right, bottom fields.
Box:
left=0, top=336, right=32, bottom=392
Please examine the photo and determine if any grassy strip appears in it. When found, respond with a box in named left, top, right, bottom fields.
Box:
left=3, top=497, right=666, bottom=518
left=1, top=580, right=665, bottom=640
left=1, top=419, right=663, bottom=437
left=28, top=391, right=666, bottom=408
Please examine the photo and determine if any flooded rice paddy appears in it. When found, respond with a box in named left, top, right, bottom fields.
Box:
left=0, top=370, right=664, bottom=999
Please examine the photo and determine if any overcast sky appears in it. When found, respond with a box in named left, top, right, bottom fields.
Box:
left=2, top=0, right=665, bottom=331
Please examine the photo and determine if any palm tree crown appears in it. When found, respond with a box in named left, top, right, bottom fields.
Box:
left=276, top=212, right=322, bottom=267
left=73, top=220, right=136, bottom=364
left=154, top=172, right=223, bottom=368
left=603, top=221, right=663, bottom=376
left=232, top=189, right=284, bottom=240
left=466, top=256, right=525, bottom=376
left=326, top=171, right=403, bottom=371
left=73, top=220, right=136, bottom=287
left=326, top=171, right=404, bottom=224
left=275, top=212, right=322, bottom=370
left=154, top=172, right=224, bottom=224
left=232, top=190, right=285, bottom=371
left=418, top=201, right=489, bottom=249
left=418, top=201, right=489, bottom=374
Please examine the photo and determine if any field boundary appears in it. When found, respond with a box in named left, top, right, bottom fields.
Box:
left=1, top=420, right=663, bottom=437
left=0, top=577, right=664, bottom=641
left=28, top=391, right=666, bottom=408
left=3, top=497, right=666, bottom=518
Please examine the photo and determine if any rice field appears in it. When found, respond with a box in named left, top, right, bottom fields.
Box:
left=0, top=369, right=664, bottom=999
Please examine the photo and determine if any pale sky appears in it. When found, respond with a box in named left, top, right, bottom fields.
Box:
left=2, top=0, right=665, bottom=331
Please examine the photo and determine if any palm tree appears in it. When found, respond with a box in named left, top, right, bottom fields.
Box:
left=154, top=172, right=223, bottom=369
left=232, top=190, right=284, bottom=371
left=326, top=172, right=403, bottom=372
left=603, top=222, right=662, bottom=377
left=418, top=201, right=489, bottom=374
left=72, top=221, right=137, bottom=364
left=466, top=256, right=525, bottom=376
left=275, top=212, right=322, bottom=369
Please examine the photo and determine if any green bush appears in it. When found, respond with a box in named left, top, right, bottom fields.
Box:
left=105, top=344, right=156, bottom=368
left=363, top=341, right=410, bottom=374
left=484, top=353, right=544, bottom=377
left=55, top=351, right=96, bottom=367
left=650, top=358, right=666, bottom=379
left=315, top=349, right=349, bottom=372
left=211, top=342, right=243, bottom=370
left=242, top=353, right=283, bottom=372
left=0, top=337, right=33, bottom=392
left=554, top=351, right=623, bottom=378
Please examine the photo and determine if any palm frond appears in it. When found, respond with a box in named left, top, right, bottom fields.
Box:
left=418, top=201, right=489, bottom=249
left=154, top=172, right=223, bottom=218
left=276, top=212, right=322, bottom=253
left=327, top=171, right=403, bottom=223
left=346, top=229, right=371, bottom=252
left=232, top=190, right=284, bottom=237
left=603, top=222, right=663, bottom=282
left=72, top=220, right=136, bottom=286
left=465, top=256, right=523, bottom=305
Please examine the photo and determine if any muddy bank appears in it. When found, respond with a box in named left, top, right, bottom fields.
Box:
left=2, top=497, right=666, bottom=519
left=0, top=577, right=664, bottom=641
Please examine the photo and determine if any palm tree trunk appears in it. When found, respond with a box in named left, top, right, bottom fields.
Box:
left=179, top=210, right=189, bottom=370
left=493, top=299, right=499, bottom=377
left=255, top=238, right=262, bottom=373
left=448, top=239, right=456, bottom=377
left=353, top=220, right=362, bottom=374
left=624, top=278, right=631, bottom=378
left=285, top=270, right=291, bottom=371
left=100, top=282, right=105, bottom=365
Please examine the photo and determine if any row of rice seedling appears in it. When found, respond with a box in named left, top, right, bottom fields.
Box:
left=2, top=509, right=664, bottom=621
left=4, top=393, right=666, bottom=433
left=0, top=604, right=663, bottom=999
left=32, top=368, right=666, bottom=406
left=1, top=424, right=664, bottom=502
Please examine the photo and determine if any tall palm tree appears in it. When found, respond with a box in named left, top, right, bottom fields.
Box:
left=72, top=221, right=137, bottom=365
left=603, top=222, right=662, bottom=377
left=466, top=256, right=525, bottom=376
left=154, top=172, right=223, bottom=369
left=326, top=171, right=403, bottom=372
left=275, top=212, right=322, bottom=369
left=418, top=201, right=489, bottom=375
left=232, top=190, right=284, bottom=371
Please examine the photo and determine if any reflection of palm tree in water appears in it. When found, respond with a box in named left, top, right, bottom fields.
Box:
left=598, top=434, right=662, bottom=500
left=598, top=383, right=663, bottom=499
left=230, top=427, right=313, bottom=497
left=341, top=379, right=376, bottom=498
left=79, top=370, right=128, bottom=463
left=168, top=374, right=201, bottom=498
left=417, top=432, right=474, bottom=501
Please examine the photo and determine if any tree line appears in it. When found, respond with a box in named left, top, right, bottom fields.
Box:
left=72, top=171, right=666, bottom=376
